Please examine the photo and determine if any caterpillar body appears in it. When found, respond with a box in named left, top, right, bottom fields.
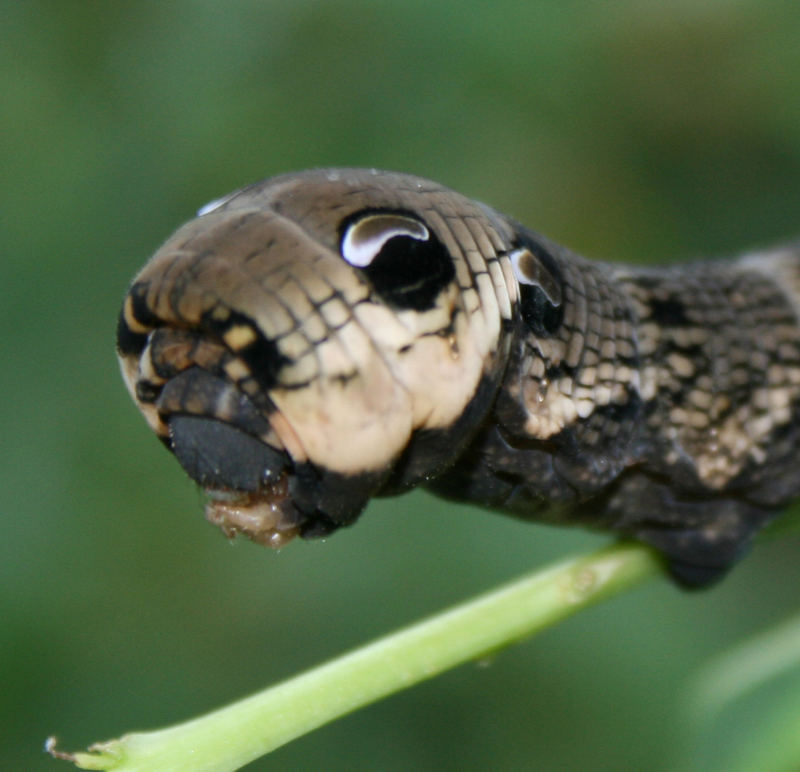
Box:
left=117, top=169, right=800, bottom=587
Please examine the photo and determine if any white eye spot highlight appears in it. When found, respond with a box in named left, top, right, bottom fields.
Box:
left=341, top=213, right=429, bottom=268
left=197, top=191, right=238, bottom=216
left=510, top=247, right=562, bottom=306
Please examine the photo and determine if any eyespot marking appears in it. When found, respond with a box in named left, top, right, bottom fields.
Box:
left=338, top=209, right=456, bottom=311
left=340, top=213, right=429, bottom=268
left=510, top=246, right=564, bottom=337
left=510, top=247, right=562, bottom=307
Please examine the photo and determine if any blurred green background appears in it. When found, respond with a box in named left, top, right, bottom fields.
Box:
left=4, top=1, right=800, bottom=769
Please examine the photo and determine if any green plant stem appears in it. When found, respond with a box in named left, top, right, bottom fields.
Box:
left=51, top=542, right=659, bottom=772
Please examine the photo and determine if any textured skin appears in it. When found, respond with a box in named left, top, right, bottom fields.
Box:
left=117, top=169, right=800, bottom=586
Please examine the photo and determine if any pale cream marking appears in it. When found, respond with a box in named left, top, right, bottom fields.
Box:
left=597, top=362, right=616, bottom=382
left=530, top=357, right=546, bottom=379
left=315, top=336, right=357, bottom=378
left=614, top=365, right=634, bottom=385
left=280, top=351, right=319, bottom=386
left=769, top=388, right=792, bottom=411
left=560, top=398, right=578, bottom=425
left=639, top=366, right=658, bottom=401
left=267, top=409, right=309, bottom=463
left=450, top=218, right=481, bottom=269
left=537, top=337, right=566, bottom=365
left=638, top=322, right=660, bottom=342
left=398, top=293, right=461, bottom=338
left=666, top=352, right=695, bottom=378
left=582, top=348, right=599, bottom=367
left=319, top=296, right=352, bottom=328
left=600, top=317, right=616, bottom=340
left=688, top=389, right=713, bottom=410
left=223, top=324, right=258, bottom=351
left=227, top=285, right=296, bottom=340
left=565, top=331, right=585, bottom=369
left=584, top=329, right=600, bottom=354
left=484, top=221, right=508, bottom=253
left=286, top=260, right=344, bottom=305
left=463, top=216, right=497, bottom=259
left=475, top=271, right=501, bottom=349
left=772, top=406, right=792, bottom=424
left=670, top=407, right=688, bottom=425
left=691, top=390, right=789, bottom=486
left=593, top=385, right=613, bottom=405
left=424, top=210, right=464, bottom=269
left=637, top=335, right=658, bottom=357
left=498, top=256, right=519, bottom=307
left=139, top=400, right=168, bottom=437
left=451, top=248, right=474, bottom=292
left=268, top=304, right=412, bottom=472
left=138, top=347, right=166, bottom=385
left=279, top=330, right=313, bottom=361
left=579, top=366, right=597, bottom=388
left=599, top=339, right=616, bottom=360
left=460, top=286, right=481, bottom=316
left=301, top=311, right=329, bottom=344
left=224, top=359, right=251, bottom=382
left=390, top=311, right=485, bottom=429
left=123, top=295, right=151, bottom=334
left=487, top=258, right=513, bottom=319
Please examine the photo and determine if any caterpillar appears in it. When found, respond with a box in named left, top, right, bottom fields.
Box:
left=117, top=168, right=800, bottom=587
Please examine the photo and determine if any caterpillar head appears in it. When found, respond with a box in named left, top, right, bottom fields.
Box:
left=116, top=169, right=517, bottom=546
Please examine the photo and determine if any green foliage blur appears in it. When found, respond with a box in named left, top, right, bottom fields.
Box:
left=3, top=1, right=800, bottom=769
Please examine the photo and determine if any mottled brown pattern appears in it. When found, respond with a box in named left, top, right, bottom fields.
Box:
left=118, top=169, right=800, bottom=586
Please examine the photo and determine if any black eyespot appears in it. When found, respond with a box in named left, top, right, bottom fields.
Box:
left=510, top=229, right=564, bottom=337
left=339, top=209, right=455, bottom=311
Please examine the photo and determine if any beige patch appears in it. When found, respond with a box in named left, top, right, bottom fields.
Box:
left=267, top=409, right=308, bottom=463
left=208, top=305, right=231, bottom=323
left=281, top=351, right=319, bottom=387
left=666, top=352, right=694, bottom=378
left=280, top=330, right=313, bottom=361
left=223, top=324, right=258, bottom=351
left=224, top=358, right=251, bottom=382
left=597, top=362, right=616, bottom=382
left=123, top=295, right=151, bottom=333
